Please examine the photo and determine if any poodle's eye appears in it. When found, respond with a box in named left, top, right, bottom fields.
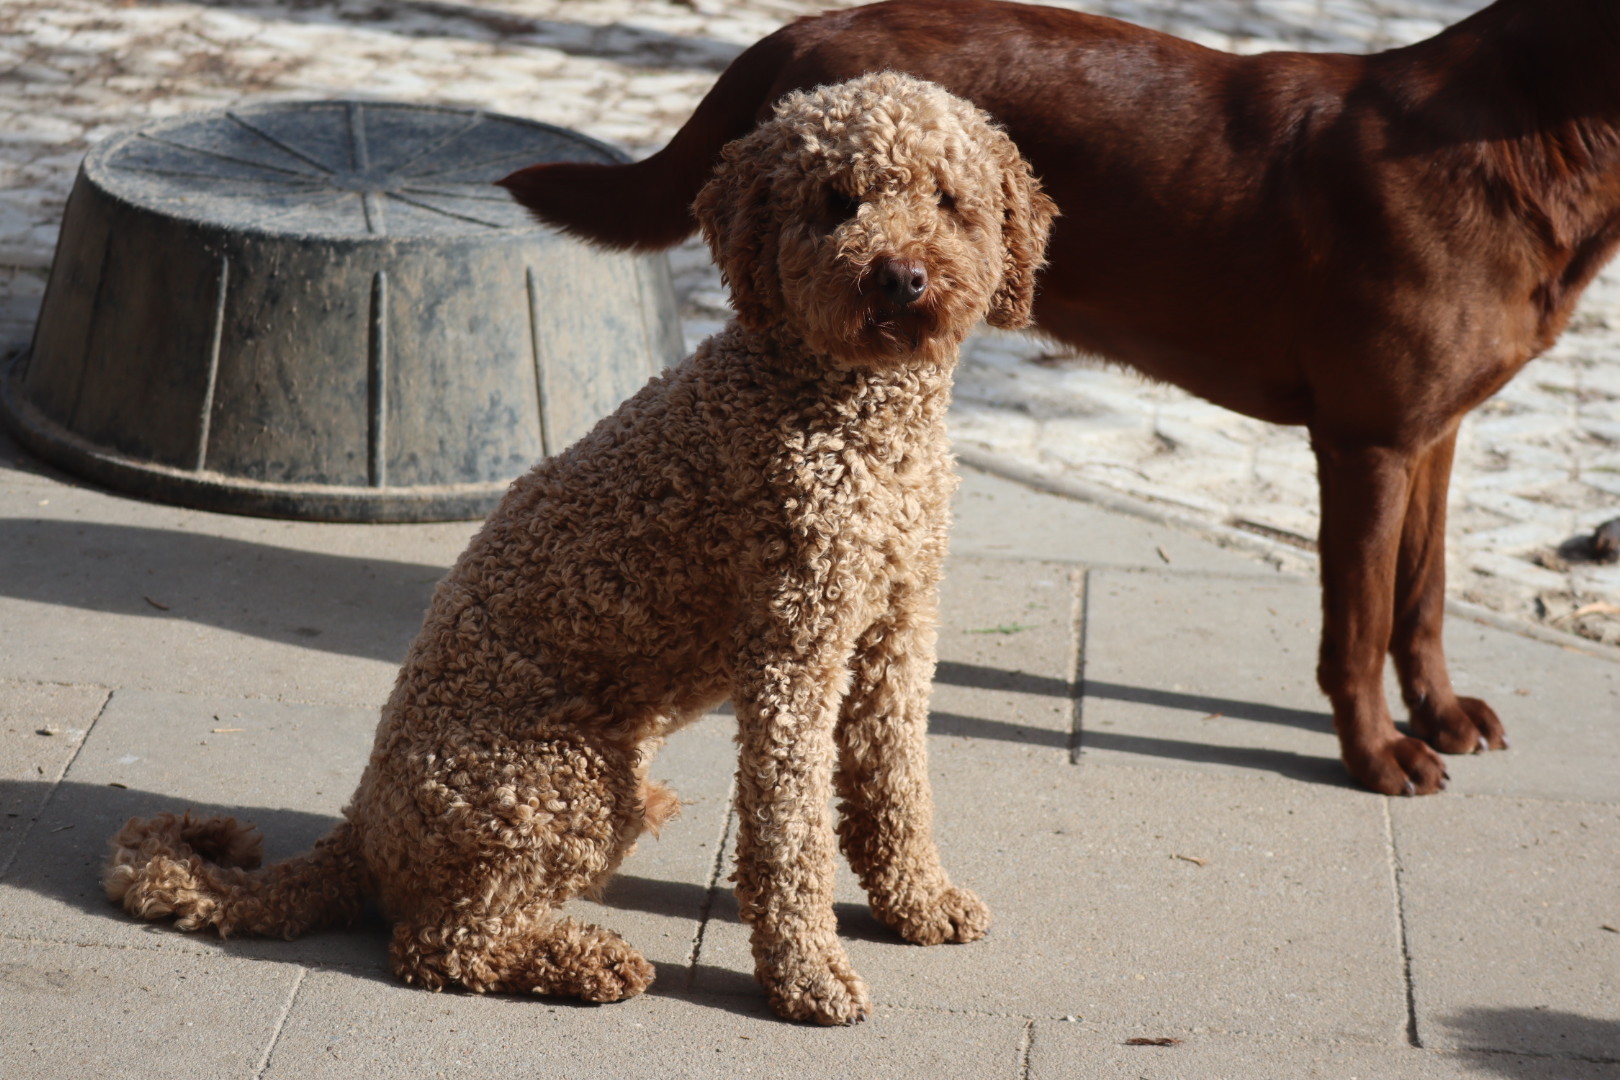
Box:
left=937, top=190, right=958, bottom=213
left=826, top=188, right=861, bottom=223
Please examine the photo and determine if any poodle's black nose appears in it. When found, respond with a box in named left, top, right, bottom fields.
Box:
left=876, top=258, right=928, bottom=307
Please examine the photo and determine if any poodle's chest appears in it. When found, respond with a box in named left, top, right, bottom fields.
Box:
left=778, top=426, right=951, bottom=516
left=767, top=434, right=955, bottom=587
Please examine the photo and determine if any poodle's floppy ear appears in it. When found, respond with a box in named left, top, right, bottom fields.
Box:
left=691, top=128, right=782, bottom=330
left=986, top=133, right=1059, bottom=330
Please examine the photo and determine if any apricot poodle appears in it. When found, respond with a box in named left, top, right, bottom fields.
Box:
left=104, top=72, right=1056, bottom=1026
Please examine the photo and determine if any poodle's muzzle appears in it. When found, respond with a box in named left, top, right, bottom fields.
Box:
left=875, top=257, right=928, bottom=308
left=860, top=255, right=940, bottom=353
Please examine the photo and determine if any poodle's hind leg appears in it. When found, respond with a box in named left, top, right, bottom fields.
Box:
left=390, top=904, right=654, bottom=1002
left=377, top=728, right=657, bottom=1002
left=834, top=586, right=990, bottom=946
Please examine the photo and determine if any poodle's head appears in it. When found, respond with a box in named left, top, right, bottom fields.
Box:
left=693, top=72, right=1057, bottom=368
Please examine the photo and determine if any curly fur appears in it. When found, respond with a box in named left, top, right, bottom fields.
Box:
left=103, top=73, right=1055, bottom=1026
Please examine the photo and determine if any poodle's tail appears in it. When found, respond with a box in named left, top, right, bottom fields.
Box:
left=104, top=811, right=368, bottom=941
left=497, top=28, right=800, bottom=252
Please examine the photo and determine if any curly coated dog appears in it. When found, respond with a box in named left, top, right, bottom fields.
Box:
left=104, top=72, right=1056, bottom=1026
left=501, top=0, right=1620, bottom=796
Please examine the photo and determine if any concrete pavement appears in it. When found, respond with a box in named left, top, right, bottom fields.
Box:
left=2, top=426, right=1616, bottom=1077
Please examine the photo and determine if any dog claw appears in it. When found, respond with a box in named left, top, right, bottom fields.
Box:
left=1354, top=735, right=1449, bottom=795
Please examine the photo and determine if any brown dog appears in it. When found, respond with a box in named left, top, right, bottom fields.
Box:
left=500, top=0, right=1620, bottom=796
left=107, top=74, right=1052, bottom=1026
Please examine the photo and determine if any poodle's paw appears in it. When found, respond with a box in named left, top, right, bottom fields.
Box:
left=565, top=941, right=656, bottom=1003
left=536, top=922, right=655, bottom=1003
left=398, top=918, right=655, bottom=1001
left=760, top=946, right=871, bottom=1025
left=877, top=884, right=990, bottom=946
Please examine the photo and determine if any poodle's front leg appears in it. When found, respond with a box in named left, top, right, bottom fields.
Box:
left=835, top=587, right=989, bottom=946
left=730, top=635, right=870, bottom=1025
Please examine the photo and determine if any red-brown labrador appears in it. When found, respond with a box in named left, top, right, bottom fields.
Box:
left=501, top=0, right=1620, bottom=795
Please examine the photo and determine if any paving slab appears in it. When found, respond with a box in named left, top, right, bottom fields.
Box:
left=1080, top=567, right=1620, bottom=801
left=1393, top=795, right=1620, bottom=1060
left=0, top=445, right=476, bottom=706
left=260, top=969, right=1026, bottom=1080
left=0, top=686, right=390, bottom=970
left=952, top=464, right=1279, bottom=574
left=1027, top=1022, right=1620, bottom=1079
left=1078, top=568, right=1350, bottom=787
left=932, top=553, right=1081, bottom=749
left=1416, top=618, right=1620, bottom=804
left=694, top=756, right=1408, bottom=1043
left=0, top=678, right=106, bottom=874
left=0, top=937, right=301, bottom=1080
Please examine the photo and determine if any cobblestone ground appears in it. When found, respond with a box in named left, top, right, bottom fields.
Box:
left=2, top=0, right=1617, bottom=643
